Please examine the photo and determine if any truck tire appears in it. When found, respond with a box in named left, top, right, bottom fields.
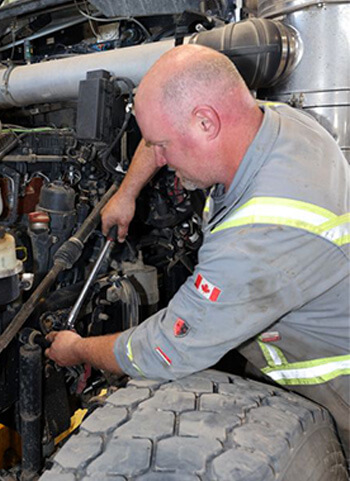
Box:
left=39, top=370, right=347, bottom=481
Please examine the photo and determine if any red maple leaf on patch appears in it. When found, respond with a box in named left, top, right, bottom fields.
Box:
left=201, top=284, right=210, bottom=293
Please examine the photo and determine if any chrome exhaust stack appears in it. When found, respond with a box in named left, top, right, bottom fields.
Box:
left=258, top=0, right=350, bottom=161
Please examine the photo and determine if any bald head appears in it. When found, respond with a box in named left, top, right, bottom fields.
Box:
left=136, top=45, right=249, bottom=126
left=135, top=44, right=259, bottom=136
left=134, top=45, right=263, bottom=191
left=161, top=45, right=243, bottom=114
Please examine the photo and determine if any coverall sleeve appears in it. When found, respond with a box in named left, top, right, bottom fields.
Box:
left=114, top=224, right=312, bottom=380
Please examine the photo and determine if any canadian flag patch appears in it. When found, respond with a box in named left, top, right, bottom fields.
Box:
left=194, top=274, right=221, bottom=302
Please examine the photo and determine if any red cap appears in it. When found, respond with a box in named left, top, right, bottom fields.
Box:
left=28, top=211, right=50, bottom=224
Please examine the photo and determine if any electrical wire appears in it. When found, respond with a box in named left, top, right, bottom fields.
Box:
left=0, top=125, right=73, bottom=163
left=1, top=124, right=73, bottom=134
left=10, top=26, right=16, bottom=60
left=73, top=0, right=151, bottom=40
left=84, top=0, right=99, bottom=38
left=213, top=0, right=225, bottom=18
left=100, top=77, right=134, bottom=174
left=1, top=127, right=63, bottom=134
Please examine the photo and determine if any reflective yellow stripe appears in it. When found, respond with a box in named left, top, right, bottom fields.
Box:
left=126, top=335, right=145, bottom=377
left=211, top=197, right=350, bottom=246
left=257, top=340, right=288, bottom=367
left=203, top=187, right=216, bottom=216
left=203, top=196, right=210, bottom=213
left=319, top=214, right=350, bottom=245
left=259, top=101, right=286, bottom=107
left=258, top=340, right=350, bottom=385
left=262, top=355, right=350, bottom=386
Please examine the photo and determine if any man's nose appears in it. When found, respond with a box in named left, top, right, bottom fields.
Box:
left=154, top=146, right=167, bottom=167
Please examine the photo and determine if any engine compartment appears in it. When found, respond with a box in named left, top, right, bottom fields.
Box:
left=0, top=3, right=215, bottom=473
left=0, top=85, right=204, bottom=476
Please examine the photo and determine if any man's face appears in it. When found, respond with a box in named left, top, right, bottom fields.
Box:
left=135, top=97, right=211, bottom=191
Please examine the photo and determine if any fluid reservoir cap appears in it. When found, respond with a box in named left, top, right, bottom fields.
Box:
left=29, top=211, right=50, bottom=223
left=38, top=180, right=75, bottom=213
left=0, top=231, right=23, bottom=279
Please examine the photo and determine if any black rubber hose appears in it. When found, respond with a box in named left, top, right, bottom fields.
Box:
left=190, top=18, right=300, bottom=89
left=0, top=164, right=20, bottom=226
left=65, top=182, right=118, bottom=247
left=53, top=182, right=118, bottom=268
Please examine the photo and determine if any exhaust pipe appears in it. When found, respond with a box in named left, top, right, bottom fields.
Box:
left=0, top=19, right=301, bottom=109
left=257, top=0, right=350, bottom=162
left=0, top=39, right=176, bottom=109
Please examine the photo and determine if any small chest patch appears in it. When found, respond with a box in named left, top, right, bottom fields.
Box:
left=173, top=317, right=190, bottom=337
left=155, top=347, right=172, bottom=366
left=194, top=273, right=221, bottom=302
left=260, top=331, right=281, bottom=343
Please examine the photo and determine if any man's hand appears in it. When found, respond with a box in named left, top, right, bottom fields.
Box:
left=45, top=330, right=125, bottom=375
left=45, top=330, right=83, bottom=367
left=101, top=191, right=135, bottom=241
left=101, top=139, right=160, bottom=241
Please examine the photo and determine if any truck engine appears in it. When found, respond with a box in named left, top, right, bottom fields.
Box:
left=0, top=0, right=348, bottom=479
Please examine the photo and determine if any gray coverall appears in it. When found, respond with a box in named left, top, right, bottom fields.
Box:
left=114, top=103, right=350, bottom=456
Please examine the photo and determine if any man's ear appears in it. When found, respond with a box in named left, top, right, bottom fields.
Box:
left=192, top=105, right=220, bottom=140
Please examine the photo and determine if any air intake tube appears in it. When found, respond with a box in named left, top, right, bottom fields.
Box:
left=190, top=18, right=302, bottom=90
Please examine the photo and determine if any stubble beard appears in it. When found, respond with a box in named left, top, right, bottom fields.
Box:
left=176, top=173, right=200, bottom=191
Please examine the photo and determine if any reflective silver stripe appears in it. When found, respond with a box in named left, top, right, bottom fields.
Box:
left=211, top=197, right=350, bottom=246
left=264, top=344, right=283, bottom=366
left=258, top=340, right=350, bottom=386
left=265, top=358, right=350, bottom=383
left=319, top=216, right=350, bottom=246
left=230, top=202, right=331, bottom=226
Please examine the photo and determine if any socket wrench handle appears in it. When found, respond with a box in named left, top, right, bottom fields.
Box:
left=106, top=225, right=118, bottom=242
left=66, top=226, right=118, bottom=330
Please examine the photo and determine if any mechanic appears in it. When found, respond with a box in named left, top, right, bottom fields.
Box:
left=46, top=45, right=350, bottom=457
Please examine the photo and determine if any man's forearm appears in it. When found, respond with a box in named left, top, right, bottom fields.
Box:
left=117, top=138, right=159, bottom=199
left=101, top=139, right=160, bottom=237
left=77, top=333, right=124, bottom=375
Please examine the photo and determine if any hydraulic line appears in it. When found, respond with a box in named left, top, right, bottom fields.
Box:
left=119, top=276, right=139, bottom=329
left=0, top=132, right=27, bottom=161
left=0, top=182, right=118, bottom=354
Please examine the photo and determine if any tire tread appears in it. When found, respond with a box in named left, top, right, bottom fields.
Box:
left=40, top=370, right=347, bottom=481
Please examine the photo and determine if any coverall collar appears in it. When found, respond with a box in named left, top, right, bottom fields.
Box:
left=211, top=105, right=280, bottom=213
